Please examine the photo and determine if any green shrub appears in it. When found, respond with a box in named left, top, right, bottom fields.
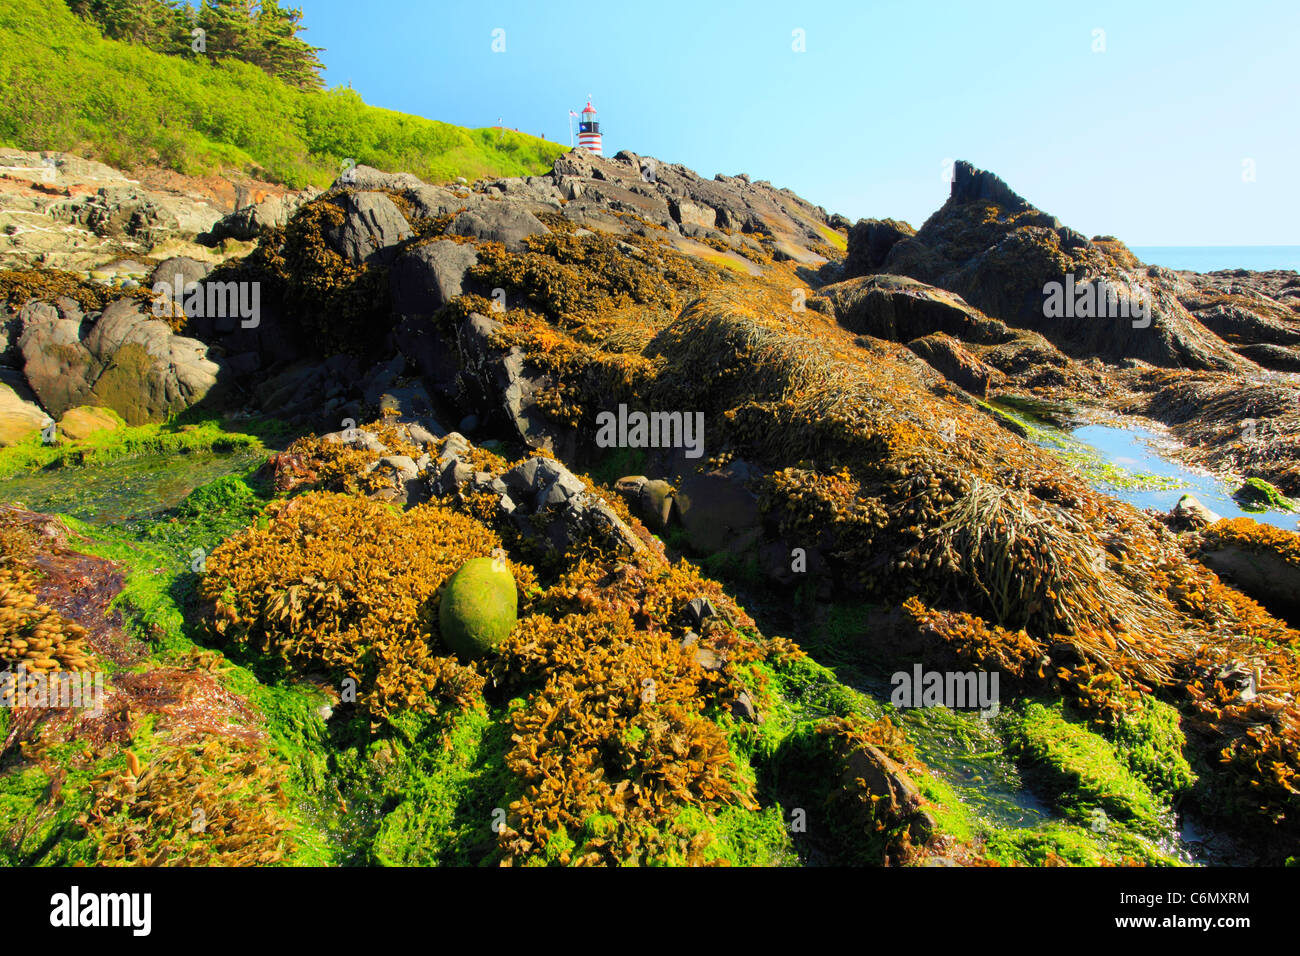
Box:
left=0, top=0, right=566, bottom=189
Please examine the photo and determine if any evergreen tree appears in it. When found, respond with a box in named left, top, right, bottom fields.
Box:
left=66, top=0, right=324, bottom=88
left=68, top=0, right=172, bottom=47
left=194, top=0, right=257, bottom=63
left=256, top=0, right=324, bottom=91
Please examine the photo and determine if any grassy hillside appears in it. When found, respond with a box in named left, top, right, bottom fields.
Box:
left=0, top=0, right=567, bottom=188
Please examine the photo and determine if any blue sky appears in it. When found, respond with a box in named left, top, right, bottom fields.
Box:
left=303, top=0, right=1299, bottom=246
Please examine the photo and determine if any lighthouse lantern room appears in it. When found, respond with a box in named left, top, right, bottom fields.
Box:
left=577, top=101, right=603, bottom=156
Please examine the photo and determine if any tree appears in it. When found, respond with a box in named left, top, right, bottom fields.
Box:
left=65, top=0, right=325, bottom=88
left=68, top=0, right=173, bottom=47
left=255, top=0, right=324, bottom=90
left=194, top=0, right=257, bottom=63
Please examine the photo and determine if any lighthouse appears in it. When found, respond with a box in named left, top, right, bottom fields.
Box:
left=577, top=101, right=603, bottom=156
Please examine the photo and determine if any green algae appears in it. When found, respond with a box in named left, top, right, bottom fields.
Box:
left=0, top=461, right=338, bottom=865
left=985, top=821, right=1180, bottom=867
left=1100, top=696, right=1196, bottom=799
left=667, top=803, right=798, bottom=867
left=1234, top=477, right=1298, bottom=513
left=0, top=414, right=277, bottom=481
left=892, top=702, right=1050, bottom=833
left=366, top=707, right=517, bottom=867
left=1000, top=700, right=1175, bottom=842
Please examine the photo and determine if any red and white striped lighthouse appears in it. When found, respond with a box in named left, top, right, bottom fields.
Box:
left=577, top=101, right=603, bottom=156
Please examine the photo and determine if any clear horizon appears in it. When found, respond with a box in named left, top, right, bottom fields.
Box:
left=303, top=0, right=1299, bottom=247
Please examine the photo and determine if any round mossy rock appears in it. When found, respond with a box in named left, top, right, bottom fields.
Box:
left=438, top=557, right=518, bottom=659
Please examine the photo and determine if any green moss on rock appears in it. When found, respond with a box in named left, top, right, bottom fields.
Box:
left=88, top=342, right=163, bottom=426
left=438, top=557, right=518, bottom=659
left=1002, top=700, right=1172, bottom=839
left=1234, top=477, right=1297, bottom=513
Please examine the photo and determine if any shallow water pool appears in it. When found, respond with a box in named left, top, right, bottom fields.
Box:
left=0, top=448, right=265, bottom=525
left=1069, top=424, right=1297, bottom=530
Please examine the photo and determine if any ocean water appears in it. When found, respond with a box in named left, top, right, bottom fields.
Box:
left=1129, top=246, right=1300, bottom=273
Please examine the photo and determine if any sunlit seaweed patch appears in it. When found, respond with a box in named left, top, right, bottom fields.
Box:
left=201, top=492, right=536, bottom=724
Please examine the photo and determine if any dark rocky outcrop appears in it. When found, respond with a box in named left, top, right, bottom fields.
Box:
left=445, top=205, right=547, bottom=252
left=674, top=460, right=764, bottom=554
left=391, top=240, right=479, bottom=316
left=845, top=218, right=915, bottom=277
left=456, top=311, right=572, bottom=457
left=430, top=436, right=644, bottom=558
left=907, top=332, right=1006, bottom=397
left=872, top=160, right=1248, bottom=371
left=818, top=274, right=1014, bottom=345
left=210, top=192, right=313, bottom=241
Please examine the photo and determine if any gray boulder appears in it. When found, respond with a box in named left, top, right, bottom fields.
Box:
left=446, top=205, right=548, bottom=251
left=19, top=298, right=221, bottom=424
left=391, top=240, right=479, bottom=315
left=326, top=191, right=412, bottom=266
left=1170, top=493, right=1222, bottom=530
left=148, top=256, right=211, bottom=292
left=365, top=454, right=427, bottom=507
left=614, top=475, right=675, bottom=531
left=16, top=301, right=95, bottom=415
left=331, top=164, right=427, bottom=192
left=669, top=198, right=717, bottom=230
left=0, top=380, right=48, bottom=446
left=406, top=184, right=464, bottom=220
